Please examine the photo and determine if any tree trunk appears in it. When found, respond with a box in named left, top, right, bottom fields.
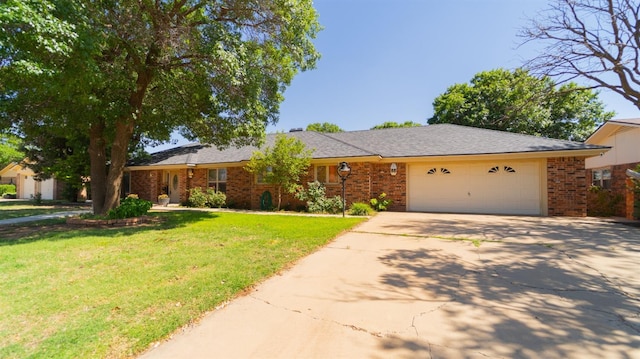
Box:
left=88, top=121, right=107, bottom=215
left=102, top=121, right=134, bottom=213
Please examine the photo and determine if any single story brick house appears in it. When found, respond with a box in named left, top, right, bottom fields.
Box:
left=125, top=124, right=607, bottom=216
left=585, top=118, right=640, bottom=218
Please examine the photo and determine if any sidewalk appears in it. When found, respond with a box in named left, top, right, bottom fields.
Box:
left=0, top=210, right=91, bottom=226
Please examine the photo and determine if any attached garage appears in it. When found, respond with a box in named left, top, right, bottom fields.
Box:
left=408, top=160, right=544, bottom=215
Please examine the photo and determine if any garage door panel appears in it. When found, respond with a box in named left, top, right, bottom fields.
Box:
left=409, top=161, right=542, bottom=215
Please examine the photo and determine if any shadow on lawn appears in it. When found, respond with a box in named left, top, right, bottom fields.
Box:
left=0, top=211, right=218, bottom=246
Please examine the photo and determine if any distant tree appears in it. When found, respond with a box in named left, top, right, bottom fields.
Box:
left=0, top=134, right=23, bottom=168
left=521, top=0, right=640, bottom=110
left=0, top=0, right=320, bottom=214
left=306, top=122, right=343, bottom=133
left=245, top=134, right=314, bottom=210
left=371, top=121, right=422, bottom=130
left=428, top=68, right=613, bottom=141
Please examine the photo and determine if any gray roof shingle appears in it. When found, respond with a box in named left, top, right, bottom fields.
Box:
left=130, top=124, right=606, bottom=167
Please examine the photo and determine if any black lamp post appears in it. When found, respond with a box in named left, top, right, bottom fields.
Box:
left=337, top=162, right=351, bottom=217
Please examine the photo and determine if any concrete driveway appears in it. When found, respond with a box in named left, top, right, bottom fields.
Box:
left=140, top=212, right=640, bottom=359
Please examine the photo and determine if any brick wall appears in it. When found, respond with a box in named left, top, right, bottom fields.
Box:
left=130, top=170, right=161, bottom=202
left=371, top=162, right=406, bottom=211
left=547, top=157, right=587, bottom=216
left=586, top=161, right=640, bottom=217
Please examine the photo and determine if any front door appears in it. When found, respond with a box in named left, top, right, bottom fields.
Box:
left=169, top=171, right=180, bottom=203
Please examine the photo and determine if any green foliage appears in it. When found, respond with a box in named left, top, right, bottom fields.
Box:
left=0, top=0, right=321, bottom=215
left=295, top=181, right=343, bottom=214
left=0, top=134, right=23, bottom=168
left=245, top=133, right=314, bottom=210
left=31, top=192, right=43, bottom=205
left=349, top=202, right=374, bottom=216
left=371, top=121, right=422, bottom=129
left=428, top=68, right=614, bottom=141
left=587, top=186, right=623, bottom=217
left=107, top=196, right=152, bottom=219
left=370, top=193, right=392, bottom=211
left=0, top=184, right=16, bottom=196
left=187, top=187, right=208, bottom=208
left=306, top=122, right=344, bottom=133
left=187, top=187, right=227, bottom=208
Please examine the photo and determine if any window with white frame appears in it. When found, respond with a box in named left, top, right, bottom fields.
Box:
left=315, top=165, right=339, bottom=184
left=592, top=168, right=612, bottom=189
left=208, top=168, right=227, bottom=192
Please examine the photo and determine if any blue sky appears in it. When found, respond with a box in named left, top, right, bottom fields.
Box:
left=150, top=0, right=640, bottom=151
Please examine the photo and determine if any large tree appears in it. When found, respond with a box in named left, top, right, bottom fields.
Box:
left=0, top=0, right=320, bottom=214
left=244, top=133, right=313, bottom=211
left=428, top=68, right=613, bottom=141
left=521, top=0, right=640, bottom=110
left=305, top=122, right=343, bottom=133
left=370, top=121, right=422, bottom=130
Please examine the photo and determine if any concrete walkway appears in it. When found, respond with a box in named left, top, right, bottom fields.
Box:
left=0, top=210, right=91, bottom=225
left=139, top=212, right=640, bottom=359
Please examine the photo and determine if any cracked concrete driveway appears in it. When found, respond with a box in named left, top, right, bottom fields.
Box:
left=139, top=212, right=640, bottom=359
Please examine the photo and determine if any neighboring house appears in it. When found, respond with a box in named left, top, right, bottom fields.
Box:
left=585, top=118, right=640, bottom=218
left=126, top=124, right=607, bottom=216
left=0, top=162, right=64, bottom=200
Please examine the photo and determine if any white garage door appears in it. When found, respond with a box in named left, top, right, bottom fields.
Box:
left=408, top=161, right=542, bottom=215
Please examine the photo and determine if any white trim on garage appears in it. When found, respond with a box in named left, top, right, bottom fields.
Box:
left=407, top=160, right=545, bottom=215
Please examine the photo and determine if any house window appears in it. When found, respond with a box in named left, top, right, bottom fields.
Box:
left=427, top=167, right=451, bottom=175
left=257, top=167, right=272, bottom=184
left=208, top=168, right=227, bottom=192
left=488, top=166, right=516, bottom=174
left=315, top=165, right=338, bottom=184
left=592, top=168, right=612, bottom=189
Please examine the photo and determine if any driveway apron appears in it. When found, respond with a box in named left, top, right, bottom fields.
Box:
left=139, top=212, right=640, bottom=359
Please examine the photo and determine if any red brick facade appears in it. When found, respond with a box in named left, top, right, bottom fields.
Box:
left=129, top=158, right=590, bottom=216
left=547, top=157, right=588, bottom=216
left=586, top=162, right=640, bottom=218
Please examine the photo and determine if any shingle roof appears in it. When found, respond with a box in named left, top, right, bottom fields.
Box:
left=325, top=124, right=605, bottom=158
left=130, top=124, right=606, bottom=167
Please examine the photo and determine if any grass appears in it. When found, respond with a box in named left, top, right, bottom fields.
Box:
left=0, top=200, right=89, bottom=220
left=0, top=211, right=365, bottom=358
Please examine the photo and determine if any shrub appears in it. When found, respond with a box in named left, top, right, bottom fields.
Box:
left=187, top=187, right=227, bottom=208
left=187, top=187, right=208, bottom=208
left=295, top=181, right=343, bottom=214
left=31, top=192, right=43, bottom=205
left=370, top=192, right=392, bottom=211
left=587, top=186, right=623, bottom=217
left=107, top=196, right=153, bottom=219
left=205, top=188, right=226, bottom=208
left=349, top=202, right=374, bottom=216
left=0, top=184, right=16, bottom=196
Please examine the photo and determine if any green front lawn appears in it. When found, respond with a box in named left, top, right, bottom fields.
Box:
left=0, top=211, right=364, bottom=358
left=0, top=201, right=89, bottom=220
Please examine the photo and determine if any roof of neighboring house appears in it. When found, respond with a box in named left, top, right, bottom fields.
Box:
left=129, top=124, right=608, bottom=168
left=586, top=117, right=640, bottom=144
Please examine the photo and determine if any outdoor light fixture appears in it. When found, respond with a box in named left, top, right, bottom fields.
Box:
left=390, top=163, right=398, bottom=176
left=187, top=168, right=194, bottom=178
left=337, top=162, right=351, bottom=217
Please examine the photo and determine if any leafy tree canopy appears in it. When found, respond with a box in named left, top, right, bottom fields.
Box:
left=0, top=134, right=23, bottom=168
left=428, top=68, right=614, bottom=141
left=305, top=122, right=343, bottom=133
left=0, top=0, right=321, bottom=214
left=244, top=133, right=313, bottom=210
left=370, top=121, right=422, bottom=130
